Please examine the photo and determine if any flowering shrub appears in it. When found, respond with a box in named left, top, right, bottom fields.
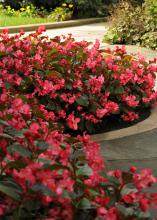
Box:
left=0, top=118, right=157, bottom=219
left=0, top=2, right=72, bottom=23
left=0, top=27, right=157, bottom=219
left=2, top=0, right=106, bottom=18
left=0, top=27, right=156, bottom=134
left=48, top=4, right=73, bottom=22
left=0, top=3, right=47, bottom=18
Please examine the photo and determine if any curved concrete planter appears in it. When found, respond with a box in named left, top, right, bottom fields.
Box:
left=91, top=107, right=157, bottom=141
left=0, top=17, right=106, bottom=34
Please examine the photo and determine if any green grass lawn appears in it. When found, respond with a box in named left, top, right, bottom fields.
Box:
left=0, top=15, right=53, bottom=27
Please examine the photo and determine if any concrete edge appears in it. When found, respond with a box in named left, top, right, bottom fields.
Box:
left=0, top=17, right=106, bottom=34
left=91, top=107, right=157, bottom=141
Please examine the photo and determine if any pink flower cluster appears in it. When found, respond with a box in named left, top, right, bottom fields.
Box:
left=0, top=27, right=156, bottom=219
left=0, top=28, right=156, bottom=134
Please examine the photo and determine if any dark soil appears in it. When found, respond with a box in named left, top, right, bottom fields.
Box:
left=90, top=107, right=151, bottom=135
left=66, top=107, right=151, bottom=136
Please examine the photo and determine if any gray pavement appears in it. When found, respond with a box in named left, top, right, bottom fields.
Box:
left=28, top=22, right=110, bottom=43
left=100, top=128, right=157, bottom=174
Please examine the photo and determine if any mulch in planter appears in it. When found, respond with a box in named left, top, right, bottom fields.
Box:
left=90, top=107, right=151, bottom=135
left=74, top=208, right=97, bottom=220
left=66, top=107, right=151, bottom=136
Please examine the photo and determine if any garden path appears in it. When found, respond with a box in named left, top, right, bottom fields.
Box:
left=42, top=22, right=109, bottom=44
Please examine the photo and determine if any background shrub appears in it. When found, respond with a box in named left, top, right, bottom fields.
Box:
left=1, top=0, right=130, bottom=18
left=2, top=0, right=62, bottom=10
left=104, top=0, right=157, bottom=50
left=65, top=0, right=103, bottom=18
left=48, top=6, right=73, bottom=22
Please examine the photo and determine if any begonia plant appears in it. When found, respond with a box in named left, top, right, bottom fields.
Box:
left=0, top=27, right=156, bottom=219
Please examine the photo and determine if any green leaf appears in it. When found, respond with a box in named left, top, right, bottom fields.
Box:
left=100, top=173, right=120, bottom=186
left=49, top=47, right=58, bottom=55
left=46, top=70, right=62, bottom=78
left=0, top=119, right=9, bottom=126
left=0, top=51, right=8, bottom=57
left=0, top=133, right=14, bottom=140
left=76, top=164, right=93, bottom=177
left=85, top=121, right=95, bottom=133
left=4, top=82, right=12, bottom=89
left=114, top=86, right=125, bottom=95
left=60, top=143, right=66, bottom=149
left=121, top=187, right=137, bottom=196
left=117, top=205, right=135, bottom=217
left=76, top=95, right=89, bottom=107
left=138, top=211, right=151, bottom=218
left=22, top=200, right=41, bottom=212
left=0, top=183, right=20, bottom=200
left=6, top=161, right=27, bottom=169
left=89, top=189, right=99, bottom=197
left=66, top=82, right=73, bottom=90
left=8, top=143, right=32, bottom=158
left=17, top=95, right=28, bottom=103
left=5, top=127, right=25, bottom=138
left=77, top=198, right=91, bottom=209
left=0, top=179, right=21, bottom=192
left=31, top=184, right=55, bottom=196
left=35, top=141, right=50, bottom=151
left=42, top=163, right=66, bottom=171
left=37, top=158, right=52, bottom=164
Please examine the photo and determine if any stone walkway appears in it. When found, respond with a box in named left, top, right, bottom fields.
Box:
left=100, top=128, right=157, bottom=175
left=42, top=22, right=109, bottom=44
